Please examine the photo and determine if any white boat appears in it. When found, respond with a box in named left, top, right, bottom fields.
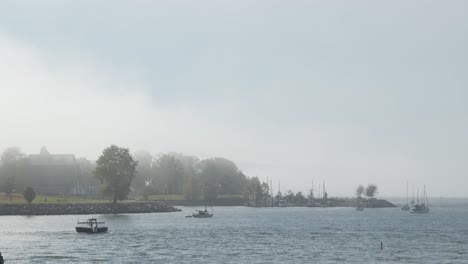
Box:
left=76, top=218, right=108, bottom=233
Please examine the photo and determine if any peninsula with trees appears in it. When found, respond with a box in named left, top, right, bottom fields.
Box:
left=0, top=145, right=395, bottom=215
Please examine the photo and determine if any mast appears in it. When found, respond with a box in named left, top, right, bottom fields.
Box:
left=406, top=181, right=409, bottom=205
left=417, top=187, right=420, bottom=205
left=323, top=181, right=327, bottom=201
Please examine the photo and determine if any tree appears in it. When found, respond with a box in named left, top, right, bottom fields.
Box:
left=77, top=158, right=99, bottom=194
left=196, top=158, right=245, bottom=196
left=23, top=186, right=36, bottom=204
left=1, top=147, right=25, bottom=165
left=356, top=185, right=364, bottom=198
left=0, top=147, right=26, bottom=194
left=2, top=175, right=15, bottom=194
left=152, top=154, right=184, bottom=195
left=132, top=150, right=153, bottom=191
left=94, top=145, right=138, bottom=203
left=365, top=184, right=378, bottom=199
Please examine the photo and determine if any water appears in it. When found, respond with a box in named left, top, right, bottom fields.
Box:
left=1, top=206, right=467, bottom=263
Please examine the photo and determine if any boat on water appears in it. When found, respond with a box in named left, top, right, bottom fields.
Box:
left=411, top=185, right=430, bottom=214
left=411, top=203, right=430, bottom=214
left=76, top=218, right=108, bottom=233
left=356, top=204, right=365, bottom=211
left=186, top=205, right=213, bottom=218
left=192, top=209, right=213, bottom=218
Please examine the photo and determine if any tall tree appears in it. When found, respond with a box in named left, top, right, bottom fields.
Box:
left=0, top=147, right=26, bottom=193
left=1, top=147, right=25, bottom=165
left=152, top=154, right=184, bottom=195
left=356, top=185, right=364, bottom=198
left=197, top=158, right=245, bottom=196
left=365, top=184, right=378, bottom=199
left=94, top=145, right=138, bottom=203
left=77, top=158, right=99, bottom=194
left=132, top=150, right=153, bottom=191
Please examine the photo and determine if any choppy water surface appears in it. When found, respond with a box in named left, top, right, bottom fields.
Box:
left=1, top=206, right=467, bottom=263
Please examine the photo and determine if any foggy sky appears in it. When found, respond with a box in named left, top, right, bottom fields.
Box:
left=1, top=0, right=467, bottom=197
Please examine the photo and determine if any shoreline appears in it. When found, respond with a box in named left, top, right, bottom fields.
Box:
left=0, top=202, right=181, bottom=216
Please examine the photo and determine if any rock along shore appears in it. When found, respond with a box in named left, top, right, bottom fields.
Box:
left=0, top=202, right=181, bottom=216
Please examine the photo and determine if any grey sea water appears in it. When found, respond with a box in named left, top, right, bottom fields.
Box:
left=0, top=206, right=467, bottom=263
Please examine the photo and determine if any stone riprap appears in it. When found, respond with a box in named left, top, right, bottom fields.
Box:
left=0, top=202, right=181, bottom=215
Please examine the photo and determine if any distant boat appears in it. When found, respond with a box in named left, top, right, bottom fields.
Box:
left=411, top=185, right=430, bottom=214
left=187, top=205, right=213, bottom=218
left=76, top=218, right=108, bottom=233
left=191, top=209, right=213, bottom=218
left=356, top=204, right=365, bottom=211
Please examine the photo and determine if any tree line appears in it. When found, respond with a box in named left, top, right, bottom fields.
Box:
left=0, top=146, right=264, bottom=203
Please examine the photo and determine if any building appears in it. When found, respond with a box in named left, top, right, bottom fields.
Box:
left=19, top=147, right=83, bottom=195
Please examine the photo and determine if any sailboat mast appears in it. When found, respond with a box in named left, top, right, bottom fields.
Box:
left=417, top=187, right=419, bottom=204
left=406, top=181, right=409, bottom=204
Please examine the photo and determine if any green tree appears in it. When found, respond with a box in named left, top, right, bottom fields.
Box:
left=197, top=158, right=245, bottom=196
left=23, top=186, right=36, bottom=204
left=365, top=184, right=378, bottom=207
left=0, top=147, right=26, bottom=194
left=132, top=150, right=153, bottom=191
left=356, top=185, right=364, bottom=198
left=1, top=147, right=25, bottom=164
left=295, top=192, right=306, bottom=206
left=94, top=145, right=138, bottom=203
left=365, top=184, right=378, bottom=199
left=3, top=175, right=15, bottom=194
left=152, top=154, right=184, bottom=195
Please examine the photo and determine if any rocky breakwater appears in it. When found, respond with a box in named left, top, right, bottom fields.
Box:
left=0, top=202, right=181, bottom=216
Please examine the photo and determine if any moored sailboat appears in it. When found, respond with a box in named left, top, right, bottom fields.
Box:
left=411, top=185, right=430, bottom=214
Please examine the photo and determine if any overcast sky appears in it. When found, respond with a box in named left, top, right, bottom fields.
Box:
left=1, top=0, right=467, bottom=197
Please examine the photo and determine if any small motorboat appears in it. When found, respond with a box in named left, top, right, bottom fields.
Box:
left=192, top=209, right=213, bottom=218
left=76, top=218, right=108, bottom=233
left=186, top=206, right=213, bottom=218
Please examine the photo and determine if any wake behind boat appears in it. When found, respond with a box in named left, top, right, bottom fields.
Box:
left=76, top=218, right=108, bottom=233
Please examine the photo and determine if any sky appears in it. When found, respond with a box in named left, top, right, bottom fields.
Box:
left=1, top=0, right=467, bottom=197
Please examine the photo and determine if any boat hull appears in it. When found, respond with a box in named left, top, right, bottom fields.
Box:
left=192, top=214, right=213, bottom=218
left=410, top=210, right=430, bottom=214
left=76, top=227, right=108, bottom=233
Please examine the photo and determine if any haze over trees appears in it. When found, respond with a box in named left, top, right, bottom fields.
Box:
left=2, top=146, right=376, bottom=207
left=0, top=147, right=26, bottom=194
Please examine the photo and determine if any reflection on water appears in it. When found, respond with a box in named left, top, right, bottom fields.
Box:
left=1, top=206, right=467, bottom=263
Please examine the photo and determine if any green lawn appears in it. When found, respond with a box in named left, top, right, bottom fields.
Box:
left=0, top=192, right=244, bottom=204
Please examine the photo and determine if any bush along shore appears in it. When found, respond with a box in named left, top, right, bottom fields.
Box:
left=0, top=202, right=181, bottom=216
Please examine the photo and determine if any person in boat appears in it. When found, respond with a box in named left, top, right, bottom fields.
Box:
left=0, top=252, right=4, bottom=264
left=91, top=220, right=98, bottom=233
